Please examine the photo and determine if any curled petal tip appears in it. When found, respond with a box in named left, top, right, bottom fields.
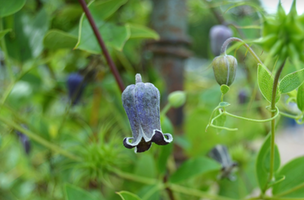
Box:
left=123, top=137, right=136, bottom=149
left=151, top=130, right=173, bottom=145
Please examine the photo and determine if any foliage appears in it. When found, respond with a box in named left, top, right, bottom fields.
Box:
left=0, top=0, right=304, bottom=200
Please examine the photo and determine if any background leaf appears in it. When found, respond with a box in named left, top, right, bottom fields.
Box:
left=75, top=0, right=129, bottom=53
left=272, top=156, right=304, bottom=197
left=89, top=0, right=128, bottom=21
left=5, top=9, right=49, bottom=62
left=257, top=64, right=280, bottom=103
left=297, top=83, right=304, bottom=112
left=65, top=184, right=97, bottom=200
left=43, top=30, right=78, bottom=50
left=279, top=68, right=304, bottom=93
left=0, top=0, right=25, bottom=17
left=117, top=191, right=141, bottom=200
left=128, top=24, right=159, bottom=40
left=134, top=154, right=156, bottom=179
left=255, top=134, right=280, bottom=191
left=169, top=156, right=221, bottom=183
left=0, top=29, right=11, bottom=40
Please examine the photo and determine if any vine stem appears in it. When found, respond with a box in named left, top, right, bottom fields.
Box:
left=0, top=115, right=82, bottom=162
left=220, top=37, right=288, bottom=194
left=0, top=18, right=14, bottom=80
left=110, top=168, right=236, bottom=200
left=265, top=59, right=286, bottom=191
left=221, top=37, right=263, bottom=65
left=77, top=0, right=125, bottom=92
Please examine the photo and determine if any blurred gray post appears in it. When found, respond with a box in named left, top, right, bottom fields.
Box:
left=149, top=0, right=191, bottom=127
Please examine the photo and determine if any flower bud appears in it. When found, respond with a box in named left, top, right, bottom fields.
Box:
left=212, top=55, right=237, bottom=86
left=67, top=73, right=86, bottom=105
left=168, top=91, right=186, bottom=108
left=122, top=74, right=173, bottom=153
left=210, top=25, right=233, bottom=56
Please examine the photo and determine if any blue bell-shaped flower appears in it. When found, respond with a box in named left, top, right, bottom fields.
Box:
left=122, top=74, right=173, bottom=153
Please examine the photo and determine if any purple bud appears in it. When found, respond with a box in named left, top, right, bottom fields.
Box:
left=238, top=90, right=248, bottom=104
left=16, top=125, right=31, bottom=155
left=210, top=25, right=233, bottom=56
left=122, top=74, right=173, bottom=153
left=67, top=73, right=85, bottom=105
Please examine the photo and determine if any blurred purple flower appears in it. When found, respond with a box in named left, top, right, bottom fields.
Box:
left=67, top=73, right=85, bottom=105
left=238, top=90, right=248, bottom=104
left=16, top=125, right=31, bottom=155
left=122, top=74, right=173, bottom=153
left=210, top=25, right=233, bottom=56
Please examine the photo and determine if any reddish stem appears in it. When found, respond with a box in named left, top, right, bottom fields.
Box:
left=78, top=0, right=125, bottom=92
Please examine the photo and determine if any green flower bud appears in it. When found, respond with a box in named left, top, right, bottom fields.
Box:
left=168, top=91, right=186, bottom=108
left=212, top=55, right=237, bottom=86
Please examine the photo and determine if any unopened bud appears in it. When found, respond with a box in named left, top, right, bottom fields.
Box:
left=168, top=91, right=186, bottom=108
left=212, top=55, right=237, bottom=86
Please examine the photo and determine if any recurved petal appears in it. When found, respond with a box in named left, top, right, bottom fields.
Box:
left=151, top=130, right=173, bottom=145
left=122, top=85, right=142, bottom=145
left=134, top=82, right=161, bottom=141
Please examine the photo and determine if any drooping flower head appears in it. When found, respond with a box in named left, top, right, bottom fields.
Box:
left=208, top=144, right=237, bottom=180
left=122, top=74, right=173, bottom=153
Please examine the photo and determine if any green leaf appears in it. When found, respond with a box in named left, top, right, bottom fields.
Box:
left=6, top=9, right=49, bottom=62
left=117, top=191, right=141, bottom=200
left=257, top=64, right=280, bottom=103
left=75, top=0, right=130, bottom=53
left=43, top=30, right=78, bottom=50
left=134, top=154, right=156, bottom=179
left=65, top=184, right=97, bottom=200
left=0, top=29, right=11, bottom=40
left=0, top=0, right=25, bottom=17
left=297, top=83, right=304, bottom=112
left=219, top=175, right=248, bottom=199
left=90, top=0, right=127, bottom=21
left=220, top=84, right=230, bottom=95
left=137, top=185, right=160, bottom=200
left=213, top=109, right=226, bottom=133
left=157, top=143, right=173, bottom=175
left=128, top=24, right=159, bottom=40
left=256, top=134, right=281, bottom=191
left=279, top=69, right=304, bottom=93
left=273, top=156, right=304, bottom=197
left=219, top=102, right=230, bottom=108
left=169, top=156, right=221, bottom=183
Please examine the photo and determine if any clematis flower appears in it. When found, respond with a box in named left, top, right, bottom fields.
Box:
left=209, top=25, right=233, bottom=56
left=122, top=74, right=173, bottom=153
left=208, top=144, right=237, bottom=180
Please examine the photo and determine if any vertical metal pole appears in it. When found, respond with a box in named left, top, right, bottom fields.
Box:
left=149, top=0, right=191, bottom=127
